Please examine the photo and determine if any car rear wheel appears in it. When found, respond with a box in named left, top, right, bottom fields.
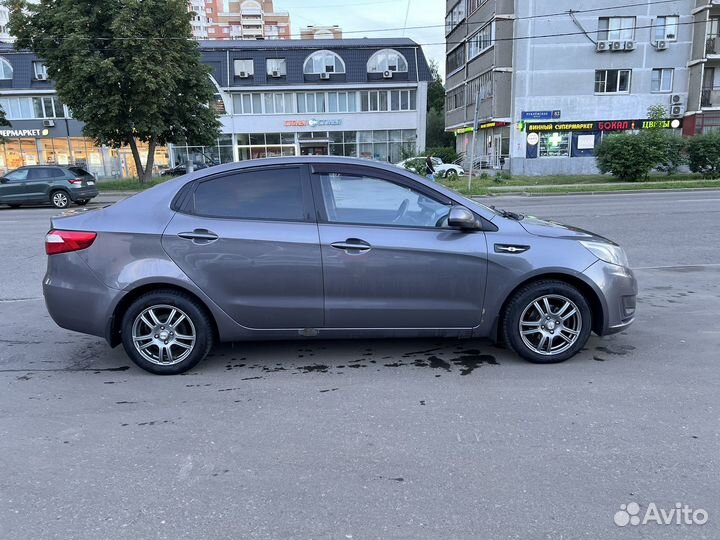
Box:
left=50, top=190, right=70, bottom=209
left=502, top=280, right=592, bottom=364
left=76, top=199, right=89, bottom=206
left=120, top=290, right=214, bottom=375
left=445, top=169, right=459, bottom=180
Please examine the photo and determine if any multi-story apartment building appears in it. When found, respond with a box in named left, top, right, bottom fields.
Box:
left=300, top=25, right=343, bottom=40
left=189, top=0, right=291, bottom=41
left=445, top=0, right=701, bottom=176
left=0, top=38, right=431, bottom=176
left=685, top=0, right=720, bottom=134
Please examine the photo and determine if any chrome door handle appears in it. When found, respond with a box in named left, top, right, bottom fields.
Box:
left=330, top=238, right=372, bottom=252
left=178, top=229, right=219, bottom=242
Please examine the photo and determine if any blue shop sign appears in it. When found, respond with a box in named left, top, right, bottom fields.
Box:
left=522, top=110, right=561, bottom=121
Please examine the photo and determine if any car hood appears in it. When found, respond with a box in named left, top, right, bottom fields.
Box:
left=519, top=215, right=616, bottom=244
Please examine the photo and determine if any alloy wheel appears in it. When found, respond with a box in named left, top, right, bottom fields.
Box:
left=131, top=304, right=196, bottom=366
left=518, top=294, right=582, bottom=356
left=52, top=192, right=69, bottom=208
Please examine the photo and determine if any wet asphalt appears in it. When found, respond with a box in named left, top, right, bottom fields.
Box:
left=0, top=190, right=719, bottom=540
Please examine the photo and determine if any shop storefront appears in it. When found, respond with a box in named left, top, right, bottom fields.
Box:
left=454, top=121, right=510, bottom=169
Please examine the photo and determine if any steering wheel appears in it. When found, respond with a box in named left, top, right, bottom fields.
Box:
left=392, top=199, right=410, bottom=224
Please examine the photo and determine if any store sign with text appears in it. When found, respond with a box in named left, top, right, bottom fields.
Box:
left=284, top=119, right=343, bottom=128
left=0, top=128, right=51, bottom=138
left=526, top=118, right=682, bottom=133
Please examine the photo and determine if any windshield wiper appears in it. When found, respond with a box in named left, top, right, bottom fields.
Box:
left=490, top=206, right=524, bottom=220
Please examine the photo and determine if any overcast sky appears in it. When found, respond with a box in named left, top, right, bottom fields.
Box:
left=278, top=0, right=445, bottom=78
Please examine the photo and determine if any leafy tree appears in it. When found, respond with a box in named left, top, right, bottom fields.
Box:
left=425, top=60, right=454, bottom=149
left=0, top=105, right=10, bottom=144
left=687, top=131, right=720, bottom=178
left=421, top=146, right=459, bottom=164
left=8, top=0, right=220, bottom=182
left=595, top=133, right=658, bottom=181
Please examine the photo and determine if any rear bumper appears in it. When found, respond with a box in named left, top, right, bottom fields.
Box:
left=69, top=187, right=99, bottom=201
left=583, top=260, right=638, bottom=335
left=43, top=251, right=119, bottom=339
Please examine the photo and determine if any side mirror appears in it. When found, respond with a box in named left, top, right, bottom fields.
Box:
left=0, top=177, right=8, bottom=184
left=448, top=206, right=480, bottom=230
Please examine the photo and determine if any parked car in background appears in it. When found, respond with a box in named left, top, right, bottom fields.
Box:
left=161, top=163, right=209, bottom=177
left=43, top=157, right=636, bottom=375
left=396, top=157, right=465, bottom=179
left=0, top=165, right=98, bottom=209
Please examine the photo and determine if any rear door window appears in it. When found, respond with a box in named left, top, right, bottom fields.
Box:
left=28, top=167, right=66, bottom=180
left=192, top=167, right=306, bottom=221
left=69, top=167, right=91, bottom=177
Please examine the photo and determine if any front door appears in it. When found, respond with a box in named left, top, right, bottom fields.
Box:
left=162, top=165, right=324, bottom=330
left=0, top=168, right=31, bottom=203
left=310, top=165, right=488, bottom=329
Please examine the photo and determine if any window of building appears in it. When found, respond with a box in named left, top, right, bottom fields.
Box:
left=327, top=91, right=358, bottom=113
left=446, top=86, right=465, bottom=111
left=598, top=17, right=636, bottom=41
left=539, top=132, right=570, bottom=157
left=296, top=92, right=326, bottom=113
left=655, top=16, right=679, bottom=41
left=359, top=90, right=415, bottom=112
left=595, top=69, right=631, bottom=93
left=32, top=62, right=49, bottom=80
left=233, top=59, right=254, bottom=77
left=193, top=168, right=305, bottom=221
left=468, top=0, right=488, bottom=13
left=651, top=68, right=674, bottom=92
left=446, top=43, right=465, bottom=75
left=266, top=58, right=287, bottom=76
left=467, top=22, right=494, bottom=60
left=367, top=49, right=408, bottom=73
left=318, top=174, right=451, bottom=228
left=445, top=1, right=466, bottom=35
left=0, top=57, right=13, bottom=80
left=0, top=96, right=65, bottom=119
left=304, top=50, right=346, bottom=74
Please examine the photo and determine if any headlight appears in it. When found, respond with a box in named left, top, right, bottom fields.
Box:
left=580, top=241, right=629, bottom=267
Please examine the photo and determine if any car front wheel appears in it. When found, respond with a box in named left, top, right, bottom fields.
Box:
left=503, top=280, right=592, bottom=364
left=120, top=290, right=214, bottom=375
left=445, top=169, right=459, bottom=180
left=50, top=190, right=70, bottom=209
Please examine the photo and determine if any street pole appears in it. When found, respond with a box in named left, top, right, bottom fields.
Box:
left=467, top=86, right=481, bottom=191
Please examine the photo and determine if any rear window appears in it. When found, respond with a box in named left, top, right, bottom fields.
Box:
left=192, top=168, right=305, bottom=221
left=68, top=167, right=91, bottom=176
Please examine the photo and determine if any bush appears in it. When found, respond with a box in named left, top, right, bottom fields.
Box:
left=687, top=132, right=720, bottom=178
left=421, top=146, right=459, bottom=164
left=596, top=132, right=663, bottom=181
left=494, top=171, right=512, bottom=182
left=655, top=134, right=687, bottom=175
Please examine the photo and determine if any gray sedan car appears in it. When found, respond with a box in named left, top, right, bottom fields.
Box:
left=43, top=157, right=637, bottom=374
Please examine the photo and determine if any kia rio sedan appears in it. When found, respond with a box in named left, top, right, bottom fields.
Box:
left=43, top=157, right=637, bottom=374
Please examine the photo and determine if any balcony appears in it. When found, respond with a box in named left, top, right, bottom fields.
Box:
left=701, top=86, right=720, bottom=107
left=706, top=37, right=720, bottom=55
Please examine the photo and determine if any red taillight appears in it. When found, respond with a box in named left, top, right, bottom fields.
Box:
left=68, top=178, right=83, bottom=185
left=45, top=230, right=97, bottom=255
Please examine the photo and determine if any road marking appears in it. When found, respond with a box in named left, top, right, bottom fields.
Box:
left=634, top=263, right=720, bottom=270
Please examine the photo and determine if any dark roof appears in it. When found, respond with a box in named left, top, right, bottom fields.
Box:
left=198, top=38, right=421, bottom=50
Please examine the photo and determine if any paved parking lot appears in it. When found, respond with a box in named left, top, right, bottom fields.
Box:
left=1, top=191, right=719, bottom=540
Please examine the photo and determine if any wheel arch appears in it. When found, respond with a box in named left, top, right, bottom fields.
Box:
left=106, top=282, right=220, bottom=347
left=493, top=272, right=606, bottom=342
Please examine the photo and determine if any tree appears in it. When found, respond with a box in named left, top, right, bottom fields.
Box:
left=0, top=105, right=11, bottom=144
left=425, top=59, right=454, bottom=149
left=8, top=0, right=220, bottom=182
left=687, top=131, right=720, bottom=178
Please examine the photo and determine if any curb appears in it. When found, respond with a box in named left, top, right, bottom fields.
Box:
left=480, top=187, right=720, bottom=197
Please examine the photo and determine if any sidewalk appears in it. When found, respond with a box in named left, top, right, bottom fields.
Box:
left=484, top=179, right=720, bottom=195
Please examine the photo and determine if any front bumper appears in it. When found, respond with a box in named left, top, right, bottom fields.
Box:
left=583, top=260, right=638, bottom=336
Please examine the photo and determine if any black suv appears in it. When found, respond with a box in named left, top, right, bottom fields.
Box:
left=0, top=165, right=99, bottom=209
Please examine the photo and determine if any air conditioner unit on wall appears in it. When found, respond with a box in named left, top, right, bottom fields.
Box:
left=238, top=71, right=249, bottom=78
left=271, top=70, right=281, bottom=78
left=623, top=40, right=636, bottom=51
left=656, top=40, right=668, bottom=50
left=383, top=70, right=393, bottom=79
left=596, top=41, right=609, bottom=52
left=671, top=94, right=683, bottom=105
left=320, top=72, right=331, bottom=80
left=610, top=40, right=623, bottom=51
left=42, top=119, right=55, bottom=127
left=671, top=105, right=684, bottom=117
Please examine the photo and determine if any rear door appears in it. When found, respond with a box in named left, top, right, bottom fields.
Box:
left=162, top=165, right=324, bottom=330
left=310, top=163, right=488, bottom=329
left=26, top=167, right=61, bottom=201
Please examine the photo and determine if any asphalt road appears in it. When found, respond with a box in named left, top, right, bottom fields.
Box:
left=1, top=190, right=719, bottom=540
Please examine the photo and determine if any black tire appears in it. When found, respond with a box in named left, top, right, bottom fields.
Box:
left=446, top=169, right=459, bottom=180
left=502, top=280, right=592, bottom=364
left=8, top=204, right=20, bottom=208
left=120, top=290, right=214, bottom=375
left=75, top=199, right=89, bottom=206
left=50, top=190, right=70, bottom=209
